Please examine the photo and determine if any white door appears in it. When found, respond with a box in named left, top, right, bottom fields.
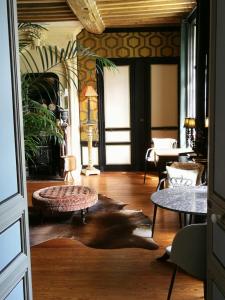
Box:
left=103, top=65, right=132, bottom=169
left=0, top=1, right=32, bottom=299
left=208, top=0, right=225, bottom=298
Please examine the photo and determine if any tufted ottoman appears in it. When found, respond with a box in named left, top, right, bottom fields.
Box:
left=32, top=185, right=98, bottom=223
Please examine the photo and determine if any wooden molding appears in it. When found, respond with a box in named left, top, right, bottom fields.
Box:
left=66, top=0, right=105, bottom=34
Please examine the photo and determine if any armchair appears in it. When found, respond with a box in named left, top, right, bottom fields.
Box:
left=167, top=223, right=207, bottom=300
left=144, top=138, right=177, bottom=183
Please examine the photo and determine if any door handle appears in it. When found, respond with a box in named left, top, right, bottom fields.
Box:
left=211, top=213, right=222, bottom=224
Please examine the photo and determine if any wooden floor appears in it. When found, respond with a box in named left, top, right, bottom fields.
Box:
left=27, top=172, right=204, bottom=300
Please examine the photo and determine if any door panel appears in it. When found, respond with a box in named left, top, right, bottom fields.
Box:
left=0, top=0, right=32, bottom=299
left=102, top=64, right=132, bottom=169
left=150, top=64, right=179, bottom=141
left=5, top=280, right=25, bottom=300
left=98, top=58, right=179, bottom=171
left=151, top=64, right=178, bottom=127
left=0, top=0, right=18, bottom=201
left=104, top=66, right=130, bottom=128
left=208, top=0, right=225, bottom=298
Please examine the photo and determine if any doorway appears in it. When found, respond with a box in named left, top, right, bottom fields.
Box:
left=97, top=57, right=179, bottom=171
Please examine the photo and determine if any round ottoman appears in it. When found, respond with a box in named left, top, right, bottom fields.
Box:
left=32, top=185, right=98, bottom=223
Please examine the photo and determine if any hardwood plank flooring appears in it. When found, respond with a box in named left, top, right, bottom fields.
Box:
left=27, top=172, right=204, bottom=300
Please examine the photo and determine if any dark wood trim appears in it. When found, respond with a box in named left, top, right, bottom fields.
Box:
left=105, top=142, right=131, bottom=146
left=81, top=141, right=99, bottom=146
left=105, top=128, right=130, bottom=131
left=97, top=61, right=106, bottom=171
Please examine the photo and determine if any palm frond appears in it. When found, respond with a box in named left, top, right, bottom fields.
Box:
left=18, top=23, right=116, bottom=161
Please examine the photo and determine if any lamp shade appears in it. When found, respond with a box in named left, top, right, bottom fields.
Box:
left=184, top=117, right=196, bottom=128
left=184, top=117, right=190, bottom=128
left=188, top=118, right=196, bottom=128
left=84, top=85, right=98, bottom=97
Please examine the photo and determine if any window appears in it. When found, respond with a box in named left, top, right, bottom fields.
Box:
left=187, top=17, right=196, bottom=118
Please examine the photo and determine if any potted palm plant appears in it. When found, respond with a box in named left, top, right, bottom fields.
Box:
left=18, top=23, right=115, bottom=172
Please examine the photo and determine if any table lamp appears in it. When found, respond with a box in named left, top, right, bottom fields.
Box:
left=184, top=117, right=196, bottom=148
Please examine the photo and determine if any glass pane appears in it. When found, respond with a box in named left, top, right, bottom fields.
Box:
left=106, top=145, right=131, bottom=165
left=0, top=221, right=22, bottom=271
left=82, top=146, right=99, bottom=165
left=151, top=64, right=178, bottom=127
left=6, top=280, right=24, bottom=300
left=105, top=131, right=130, bottom=143
left=151, top=130, right=178, bottom=140
left=104, top=66, right=130, bottom=128
left=0, top=0, right=17, bottom=202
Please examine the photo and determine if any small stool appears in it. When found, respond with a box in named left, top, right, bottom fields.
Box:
left=32, top=185, right=98, bottom=224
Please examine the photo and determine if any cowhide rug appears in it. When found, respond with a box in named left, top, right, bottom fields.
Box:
left=29, top=194, right=158, bottom=250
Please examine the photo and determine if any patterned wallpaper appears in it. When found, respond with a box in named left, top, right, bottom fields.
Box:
left=77, top=29, right=180, bottom=141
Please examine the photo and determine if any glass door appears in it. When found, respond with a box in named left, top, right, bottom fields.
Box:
left=102, top=65, right=132, bottom=169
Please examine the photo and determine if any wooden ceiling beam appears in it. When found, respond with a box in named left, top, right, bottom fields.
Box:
left=18, top=16, right=76, bottom=21
left=103, top=12, right=187, bottom=19
left=18, top=12, right=74, bottom=16
left=97, top=0, right=195, bottom=3
left=17, top=4, right=69, bottom=9
left=99, top=4, right=195, bottom=11
left=100, top=8, right=193, bottom=16
left=104, top=17, right=182, bottom=26
left=17, top=0, right=65, bottom=3
left=18, top=8, right=72, bottom=13
left=66, top=0, right=105, bottom=34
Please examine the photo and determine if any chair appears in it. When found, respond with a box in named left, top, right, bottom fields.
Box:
left=144, top=138, right=177, bottom=183
left=167, top=223, right=207, bottom=300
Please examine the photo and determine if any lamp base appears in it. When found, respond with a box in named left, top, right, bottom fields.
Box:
left=81, top=167, right=100, bottom=176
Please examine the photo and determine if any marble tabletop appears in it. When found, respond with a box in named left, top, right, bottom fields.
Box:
left=151, top=186, right=207, bottom=215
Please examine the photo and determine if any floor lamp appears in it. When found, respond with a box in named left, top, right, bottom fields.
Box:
left=81, top=86, right=100, bottom=176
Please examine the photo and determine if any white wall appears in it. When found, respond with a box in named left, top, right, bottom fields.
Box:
left=46, top=22, right=83, bottom=179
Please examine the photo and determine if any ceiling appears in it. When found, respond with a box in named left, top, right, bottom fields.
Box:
left=17, top=0, right=196, bottom=33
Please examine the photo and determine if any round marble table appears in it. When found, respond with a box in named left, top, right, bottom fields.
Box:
left=150, top=186, right=207, bottom=237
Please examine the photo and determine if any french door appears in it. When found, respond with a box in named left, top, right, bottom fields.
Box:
left=207, top=0, right=225, bottom=298
left=98, top=57, right=179, bottom=171
left=0, top=1, right=32, bottom=299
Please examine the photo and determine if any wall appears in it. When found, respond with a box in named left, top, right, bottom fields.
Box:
left=77, top=29, right=180, bottom=141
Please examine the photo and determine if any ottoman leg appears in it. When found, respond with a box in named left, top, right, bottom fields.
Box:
left=81, top=209, right=86, bottom=224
